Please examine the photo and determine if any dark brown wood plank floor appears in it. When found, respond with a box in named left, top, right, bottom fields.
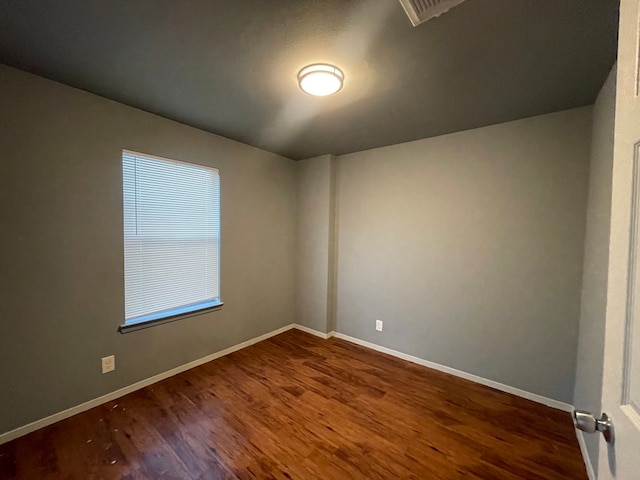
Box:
left=0, top=329, right=587, bottom=479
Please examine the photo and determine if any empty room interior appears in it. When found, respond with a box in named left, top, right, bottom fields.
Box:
left=2, top=0, right=639, bottom=479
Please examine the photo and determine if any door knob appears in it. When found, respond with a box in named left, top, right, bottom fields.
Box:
left=573, top=410, right=614, bottom=443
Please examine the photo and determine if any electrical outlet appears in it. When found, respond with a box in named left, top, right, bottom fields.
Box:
left=376, top=319, right=383, bottom=332
left=101, top=355, right=115, bottom=374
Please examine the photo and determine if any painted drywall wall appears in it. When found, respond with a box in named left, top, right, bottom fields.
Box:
left=335, top=108, right=592, bottom=403
left=573, top=67, right=616, bottom=472
left=296, top=155, right=337, bottom=333
left=0, top=64, right=297, bottom=434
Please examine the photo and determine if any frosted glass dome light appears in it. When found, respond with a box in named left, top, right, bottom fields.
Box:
left=298, top=64, right=344, bottom=96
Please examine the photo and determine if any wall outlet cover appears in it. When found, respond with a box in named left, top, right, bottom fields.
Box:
left=101, top=355, right=115, bottom=374
left=376, top=319, right=383, bottom=332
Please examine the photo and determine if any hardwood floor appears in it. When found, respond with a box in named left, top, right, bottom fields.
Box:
left=0, top=329, right=587, bottom=479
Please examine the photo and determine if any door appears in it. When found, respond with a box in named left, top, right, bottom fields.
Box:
left=599, top=0, right=640, bottom=477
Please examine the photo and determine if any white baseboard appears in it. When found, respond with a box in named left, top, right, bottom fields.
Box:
left=575, top=430, right=596, bottom=480
left=331, top=332, right=574, bottom=413
left=1, top=321, right=580, bottom=474
left=292, top=324, right=335, bottom=339
left=0, top=323, right=297, bottom=445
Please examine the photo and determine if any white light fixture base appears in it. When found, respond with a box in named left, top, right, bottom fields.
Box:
left=298, top=64, right=344, bottom=96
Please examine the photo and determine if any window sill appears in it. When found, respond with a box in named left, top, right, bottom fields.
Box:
left=118, top=300, right=224, bottom=334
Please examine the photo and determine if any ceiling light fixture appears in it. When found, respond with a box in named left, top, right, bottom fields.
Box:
left=298, top=64, right=344, bottom=96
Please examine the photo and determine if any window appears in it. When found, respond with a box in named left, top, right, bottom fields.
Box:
left=120, top=150, right=221, bottom=332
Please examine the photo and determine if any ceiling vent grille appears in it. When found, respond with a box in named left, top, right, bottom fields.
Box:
left=398, top=0, right=468, bottom=27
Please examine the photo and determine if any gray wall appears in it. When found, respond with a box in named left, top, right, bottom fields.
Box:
left=0, top=64, right=297, bottom=435
left=335, top=108, right=592, bottom=403
left=573, top=67, right=616, bottom=471
left=295, top=155, right=337, bottom=333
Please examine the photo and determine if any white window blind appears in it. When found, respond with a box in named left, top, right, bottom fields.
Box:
left=122, top=150, right=220, bottom=327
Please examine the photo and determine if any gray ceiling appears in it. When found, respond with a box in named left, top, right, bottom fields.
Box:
left=0, top=0, right=619, bottom=160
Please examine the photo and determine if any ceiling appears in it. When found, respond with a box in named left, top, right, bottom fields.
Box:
left=0, top=0, right=619, bottom=160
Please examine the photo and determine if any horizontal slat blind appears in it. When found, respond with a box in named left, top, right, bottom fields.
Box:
left=122, top=150, right=220, bottom=324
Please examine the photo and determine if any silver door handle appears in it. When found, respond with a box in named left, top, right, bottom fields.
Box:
left=573, top=410, right=614, bottom=443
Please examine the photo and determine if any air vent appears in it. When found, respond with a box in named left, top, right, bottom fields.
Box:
left=398, top=0, right=468, bottom=27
